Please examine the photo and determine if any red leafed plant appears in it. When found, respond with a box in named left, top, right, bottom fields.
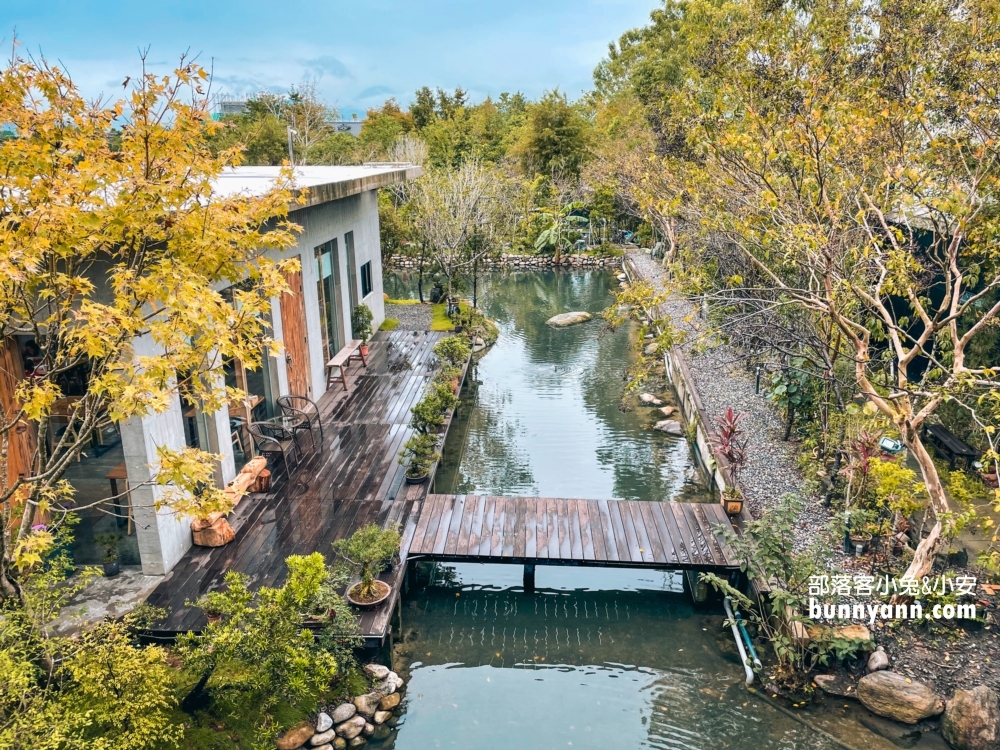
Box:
left=713, top=408, right=749, bottom=491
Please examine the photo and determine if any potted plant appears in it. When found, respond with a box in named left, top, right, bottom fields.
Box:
left=399, top=432, right=440, bottom=484
left=94, top=532, right=121, bottom=577
left=333, top=524, right=402, bottom=609
left=712, top=408, right=749, bottom=516
left=352, top=304, right=374, bottom=356
left=197, top=589, right=229, bottom=625
left=436, top=364, right=462, bottom=393
left=433, top=335, right=472, bottom=367
left=411, top=393, right=446, bottom=433
left=430, top=380, right=459, bottom=414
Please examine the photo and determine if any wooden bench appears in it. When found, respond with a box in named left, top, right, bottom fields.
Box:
left=325, top=339, right=368, bottom=391
left=923, top=423, right=978, bottom=469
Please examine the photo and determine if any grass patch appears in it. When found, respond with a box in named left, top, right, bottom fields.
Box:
left=430, top=303, right=457, bottom=331
left=379, top=317, right=400, bottom=331
left=385, top=298, right=421, bottom=305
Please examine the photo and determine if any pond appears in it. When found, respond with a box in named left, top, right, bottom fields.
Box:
left=373, top=268, right=874, bottom=750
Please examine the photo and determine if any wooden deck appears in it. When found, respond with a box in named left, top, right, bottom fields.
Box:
left=405, top=494, right=739, bottom=569
left=144, top=330, right=446, bottom=643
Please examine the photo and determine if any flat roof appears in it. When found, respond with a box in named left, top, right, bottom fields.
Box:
left=213, top=164, right=422, bottom=211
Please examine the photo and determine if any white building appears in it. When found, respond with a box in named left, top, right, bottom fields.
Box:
left=121, top=164, right=420, bottom=575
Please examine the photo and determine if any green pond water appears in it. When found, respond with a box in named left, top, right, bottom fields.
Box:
left=374, top=269, right=884, bottom=750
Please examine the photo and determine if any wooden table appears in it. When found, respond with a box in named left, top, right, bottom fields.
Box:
left=105, top=461, right=132, bottom=534
left=924, top=423, right=978, bottom=469
left=325, top=339, right=368, bottom=391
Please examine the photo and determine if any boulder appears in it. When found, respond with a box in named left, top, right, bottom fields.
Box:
left=813, top=673, right=858, bottom=698
left=364, top=664, right=390, bottom=680
left=942, top=686, right=1000, bottom=750
left=867, top=646, right=889, bottom=674
left=546, top=311, right=592, bottom=327
left=644, top=343, right=659, bottom=356
left=639, top=393, right=664, bottom=407
left=379, top=692, right=401, bottom=711
left=311, top=730, right=335, bottom=746
left=362, top=723, right=374, bottom=737
left=373, top=711, right=392, bottom=725
left=654, top=420, right=684, bottom=436
left=331, top=703, right=357, bottom=724
left=336, top=716, right=366, bottom=740
left=373, top=724, right=392, bottom=741
left=659, top=406, right=677, bottom=417
left=858, top=672, right=944, bottom=724
left=353, top=692, right=382, bottom=717
left=333, top=739, right=347, bottom=750
left=348, top=738, right=367, bottom=748
left=316, top=712, right=334, bottom=733
left=277, top=722, right=315, bottom=750
left=377, top=672, right=403, bottom=694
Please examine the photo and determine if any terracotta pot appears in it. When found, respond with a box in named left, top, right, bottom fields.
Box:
left=205, top=612, right=222, bottom=625
left=360, top=344, right=370, bottom=357
left=346, top=580, right=391, bottom=609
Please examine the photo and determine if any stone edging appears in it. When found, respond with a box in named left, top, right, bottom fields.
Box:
left=389, top=253, right=622, bottom=270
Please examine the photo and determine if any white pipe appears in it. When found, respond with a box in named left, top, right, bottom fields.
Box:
left=724, top=596, right=755, bottom=685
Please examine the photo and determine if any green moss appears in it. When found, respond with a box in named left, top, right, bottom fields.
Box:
left=386, top=298, right=421, bottom=305
left=430, top=303, right=455, bottom=331
left=379, top=317, right=400, bottom=331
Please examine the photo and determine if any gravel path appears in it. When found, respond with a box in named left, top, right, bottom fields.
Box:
left=627, top=251, right=837, bottom=547
left=385, top=303, right=432, bottom=331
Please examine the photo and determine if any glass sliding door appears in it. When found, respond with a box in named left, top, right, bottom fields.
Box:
left=345, top=231, right=359, bottom=337
left=315, top=239, right=344, bottom=361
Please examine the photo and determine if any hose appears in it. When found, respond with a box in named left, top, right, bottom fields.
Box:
left=734, top=607, right=762, bottom=669
left=724, top=596, right=755, bottom=685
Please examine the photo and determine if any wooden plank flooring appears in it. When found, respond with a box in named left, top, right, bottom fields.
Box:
left=144, top=330, right=446, bottom=642
left=406, top=495, right=739, bottom=569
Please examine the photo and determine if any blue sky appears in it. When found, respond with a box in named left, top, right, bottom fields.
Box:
left=4, top=0, right=655, bottom=116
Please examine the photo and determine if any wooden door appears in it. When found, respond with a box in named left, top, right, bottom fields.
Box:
left=0, top=337, right=38, bottom=490
left=281, top=270, right=312, bottom=397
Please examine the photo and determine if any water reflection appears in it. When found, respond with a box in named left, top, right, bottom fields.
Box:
left=387, top=564, right=838, bottom=750
left=431, top=269, right=705, bottom=501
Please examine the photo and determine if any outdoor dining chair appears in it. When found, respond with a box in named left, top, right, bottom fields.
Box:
left=276, top=395, right=323, bottom=444
left=247, top=421, right=300, bottom=473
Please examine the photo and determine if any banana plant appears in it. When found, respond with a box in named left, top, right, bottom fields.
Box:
left=533, top=201, right=589, bottom=263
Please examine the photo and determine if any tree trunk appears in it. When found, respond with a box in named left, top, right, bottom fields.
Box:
left=472, top=257, right=478, bottom=308
left=417, top=242, right=426, bottom=304
left=783, top=405, right=795, bottom=441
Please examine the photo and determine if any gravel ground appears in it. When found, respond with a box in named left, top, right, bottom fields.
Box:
left=626, top=251, right=837, bottom=549
left=385, top=303, right=432, bottom=331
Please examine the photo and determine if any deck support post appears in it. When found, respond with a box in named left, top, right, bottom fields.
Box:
left=523, top=563, right=536, bottom=594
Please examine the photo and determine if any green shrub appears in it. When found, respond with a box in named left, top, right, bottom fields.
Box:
left=433, top=335, right=471, bottom=366
left=399, top=432, right=441, bottom=478
left=332, top=525, right=401, bottom=599
left=351, top=304, right=374, bottom=344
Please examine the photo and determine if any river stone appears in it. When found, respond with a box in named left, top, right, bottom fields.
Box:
left=333, top=739, right=347, bottom=750
left=312, top=745, right=333, bottom=750
left=348, top=738, right=367, bottom=748
left=331, top=703, right=356, bottom=723
left=373, top=724, right=392, bottom=741
left=867, top=647, right=889, bottom=673
left=942, top=686, right=1000, bottom=750
left=654, top=420, right=684, bottom=436
left=644, top=342, right=659, bottom=356
left=373, top=711, right=392, bottom=725
left=277, top=722, right=315, bottom=750
left=362, top=723, right=374, bottom=737
left=814, top=673, right=858, bottom=698
left=336, top=716, right=366, bottom=740
left=379, top=692, right=402, bottom=711
left=858, top=672, right=944, bottom=724
left=364, top=664, right=390, bottom=680
left=659, top=406, right=677, bottom=417
left=311, top=729, right=336, bottom=746
left=316, top=712, right=334, bottom=733
left=353, top=692, right=382, bottom=717
left=546, top=311, right=592, bottom=327
left=639, top=392, right=663, bottom=406
left=617, top=273, right=627, bottom=281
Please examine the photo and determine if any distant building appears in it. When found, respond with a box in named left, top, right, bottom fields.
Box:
left=331, top=120, right=364, bottom=137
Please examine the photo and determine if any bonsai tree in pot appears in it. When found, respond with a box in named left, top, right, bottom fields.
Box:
left=435, top=364, right=463, bottom=393
left=94, top=532, right=121, bottom=577
left=352, top=304, right=374, bottom=356
left=332, top=524, right=402, bottom=608
left=399, top=432, right=441, bottom=484
left=433, top=335, right=471, bottom=367
left=411, top=392, right=446, bottom=433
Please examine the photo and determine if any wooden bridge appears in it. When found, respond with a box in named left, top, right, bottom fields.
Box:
left=405, top=494, right=738, bottom=570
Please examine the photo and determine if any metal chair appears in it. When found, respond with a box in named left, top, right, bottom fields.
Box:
left=248, top=422, right=300, bottom=473
left=277, top=395, right=323, bottom=444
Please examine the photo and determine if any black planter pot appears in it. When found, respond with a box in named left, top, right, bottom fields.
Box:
left=103, top=560, right=120, bottom=577
left=405, top=471, right=430, bottom=485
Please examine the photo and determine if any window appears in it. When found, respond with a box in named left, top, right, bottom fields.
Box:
left=315, top=240, right=343, bottom=360
left=360, top=261, right=373, bottom=298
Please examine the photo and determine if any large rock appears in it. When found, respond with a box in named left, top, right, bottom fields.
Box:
left=364, top=664, right=390, bottom=680
left=654, top=420, right=684, bottom=436
left=377, top=672, right=403, bottom=694
left=333, top=739, right=347, bottom=750
left=546, top=311, right=592, bottom=327
left=379, top=692, right=401, bottom=711
left=331, top=703, right=356, bottom=723
left=336, top=716, right=366, bottom=740
left=373, top=711, right=392, bottom=725
left=643, top=342, right=659, bottom=356
left=362, top=723, right=374, bottom=737
left=316, top=713, right=334, bottom=733
left=858, top=672, right=944, bottom=724
left=659, top=406, right=677, bottom=417
left=311, top=730, right=335, bottom=746
left=942, top=686, right=1000, bottom=750
left=813, top=673, right=858, bottom=698
left=348, top=738, right=367, bottom=748
left=353, top=692, right=382, bottom=717
left=277, top=722, right=315, bottom=750
left=639, top=393, right=664, bottom=406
